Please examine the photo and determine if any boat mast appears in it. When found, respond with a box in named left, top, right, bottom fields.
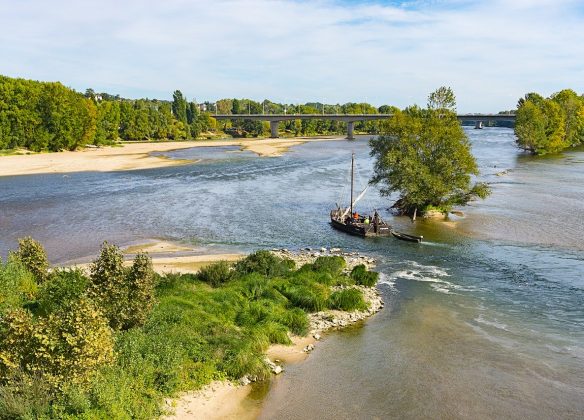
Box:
left=350, top=153, right=354, bottom=216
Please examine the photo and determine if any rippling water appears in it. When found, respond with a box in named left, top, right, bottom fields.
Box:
left=1, top=129, right=583, bottom=419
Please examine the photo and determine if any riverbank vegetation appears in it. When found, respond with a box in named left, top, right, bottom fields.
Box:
left=369, top=87, right=490, bottom=217
left=515, top=89, right=584, bottom=155
left=0, top=74, right=396, bottom=152
left=0, top=240, right=377, bottom=418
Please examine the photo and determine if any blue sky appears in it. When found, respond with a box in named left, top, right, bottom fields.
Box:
left=0, top=0, right=582, bottom=112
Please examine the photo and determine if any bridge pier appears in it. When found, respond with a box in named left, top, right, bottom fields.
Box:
left=347, top=121, right=355, bottom=140
left=270, top=120, right=279, bottom=138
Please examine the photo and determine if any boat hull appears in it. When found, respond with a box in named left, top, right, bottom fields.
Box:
left=391, top=230, right=423, bottom=243
left=330, top=217, right=392, bottom=237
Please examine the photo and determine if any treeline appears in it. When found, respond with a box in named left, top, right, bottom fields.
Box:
left=0, top=75, right=215, bottom=151
left=214, top=98, right=393, bottom=137
left=515, top=89, right=584, bottom=155
left=0, top=74, right=399, bottom=151
left=0, top=238, right=378, bottom=418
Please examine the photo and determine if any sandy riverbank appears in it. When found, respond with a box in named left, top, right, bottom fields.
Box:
left=0, top=136, right=340, bottom=177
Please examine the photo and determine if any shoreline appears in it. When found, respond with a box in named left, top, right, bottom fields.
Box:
left=0, top=136, right=343, bottom=177
left=162, top=247, right=384, bottom=420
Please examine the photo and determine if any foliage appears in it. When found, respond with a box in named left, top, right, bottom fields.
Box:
left=328, top=288, right=368, bottom=311
left=351, top=264, right=379, bottom=287
left=12, top=236, right=49, bottom=284
left=196, top=260, right=234, bottom=287
left=234, top=250, right=293, bottom=278
left=36, top=268, right=88, bottom=315
left=0, top=299, right=114, bottom=390
left=515, top=89, right=584, bottom=155
left=312, top=256, right=346, bottom=276
left=0, top=257, right=37, bottom=313
left=0, top=240, right=381, bottom=418
left=370, top=87, right=488, bottom=215
left=87, top=242, right=155, bottom=330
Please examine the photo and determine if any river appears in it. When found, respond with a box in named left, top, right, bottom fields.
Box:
left=1, top=128, right=583, bottom=419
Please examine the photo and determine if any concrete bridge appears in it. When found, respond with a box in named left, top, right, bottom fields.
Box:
left=213, top=113, right=516, bottom=139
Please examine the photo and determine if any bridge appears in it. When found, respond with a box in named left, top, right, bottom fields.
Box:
left=212, top=113, right=516, bottom=139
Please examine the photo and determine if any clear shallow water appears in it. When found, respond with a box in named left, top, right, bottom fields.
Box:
left=1, top=129, right=583, bottom=419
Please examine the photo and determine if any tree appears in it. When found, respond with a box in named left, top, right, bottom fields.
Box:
left=514, top=90, right=582, bottom=155
left=172, top=90, right=188, bottom=125
left=428, top=86, right=456, bottom=112
left=369, top=88, right=489, bottom=216
left=87, top=242, right=155, bottom=330
left=12, top=237, right=49, bottom=284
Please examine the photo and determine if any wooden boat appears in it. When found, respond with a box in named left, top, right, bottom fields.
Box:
left=391, top=230, right=423, bottom=243
left=330, top=153, right=392, bottom=237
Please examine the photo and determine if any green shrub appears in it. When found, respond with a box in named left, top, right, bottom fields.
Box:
left=328, top=288, right=368, bottom=311
left=12, top=237, right=49, bottom=284
left=312, top=256, right=346, bottom=276
left=0, top=258, right=38, bottom=313
left=0, top=299, right=114, bottom=390
left=125, top=253, right=156, bottom=329
left=273, top=307, right=309, bottom=336
left=278, top=283, right=329, bottom=312
left=234, top=250, right=291, bottom=278
left=351, top=264, right=379, bottom=287
left=37, top=268, right=88, bottom=315
left=197, top=260, right=234, bottom=287
left=0, top=371, right=53, bottom=419
left=262, top=321, right=291, bottom=345
left=88, top=243, right=155, bottom=330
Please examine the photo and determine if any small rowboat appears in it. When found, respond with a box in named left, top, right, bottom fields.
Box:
left=391, top=230, right=423, bottom=243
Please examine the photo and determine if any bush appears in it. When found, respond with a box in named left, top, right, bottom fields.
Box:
left=234, top=251, right=291, bottom=278
left=197, top=260, right=233, bottom=287
left=278, top=283, right=329, bottom=312
left=88, top=243, right=155, bottom=330
left=12, top=237, right=49, bottom=284
left=312, top=256, right=346, bottom=276
left=351, top=264, right=379, bottom=287
left=125, top=253, right=156, bottom=329
left=328, top=288, right=368, bottom=311
left=0, top=258, right=38, bottom=313
left=37, top=268, right=88, bottom=315
left=273, top=307, right=309, bottom=336
left=0, top=299, right=114, bottom=389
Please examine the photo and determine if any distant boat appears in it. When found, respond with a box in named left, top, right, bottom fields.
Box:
left=474, top=121, right=484, bottom=129
left=330, top=153, right=391, bottom=237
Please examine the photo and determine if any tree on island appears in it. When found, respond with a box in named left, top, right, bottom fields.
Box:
left=515, top=89, right=584, bottom=155
left=369, top=87, right=490, bottom=217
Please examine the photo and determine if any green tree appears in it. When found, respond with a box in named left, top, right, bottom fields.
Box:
left=172, top=90, right=188, bottom=125
left=87, top=242, right=155, bottom=330
left=515, top=91, right=574, bottom=155
left=12, top=237, right=49, bottom=284
left=370, top=88, right=489, bottom=216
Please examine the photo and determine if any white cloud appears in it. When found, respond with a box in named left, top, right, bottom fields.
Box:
left=0, top=0, right=582, bottom=111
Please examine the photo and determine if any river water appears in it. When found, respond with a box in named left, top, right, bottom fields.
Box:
left=1, top=129, right=583, bottom=419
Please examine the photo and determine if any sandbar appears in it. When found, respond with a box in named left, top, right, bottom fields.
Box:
left=0, top=137, right=341, bottom=177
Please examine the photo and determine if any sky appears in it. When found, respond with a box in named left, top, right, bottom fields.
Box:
left=0, top=0, right=582, bottom=112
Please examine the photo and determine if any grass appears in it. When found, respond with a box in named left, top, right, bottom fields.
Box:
left=0, top=251, right=379, bottom=419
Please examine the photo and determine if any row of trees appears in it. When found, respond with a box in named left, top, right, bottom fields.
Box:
left=214, top=98, right=392, bottom=137
left=0, top=75, right=216, bottom=151
left=515, top=89, right=584, bottom=155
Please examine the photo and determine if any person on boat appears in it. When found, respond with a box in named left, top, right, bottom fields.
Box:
left=364, top=217, right=370, bottom=225
left=353, top=212, right=359, bottom=220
